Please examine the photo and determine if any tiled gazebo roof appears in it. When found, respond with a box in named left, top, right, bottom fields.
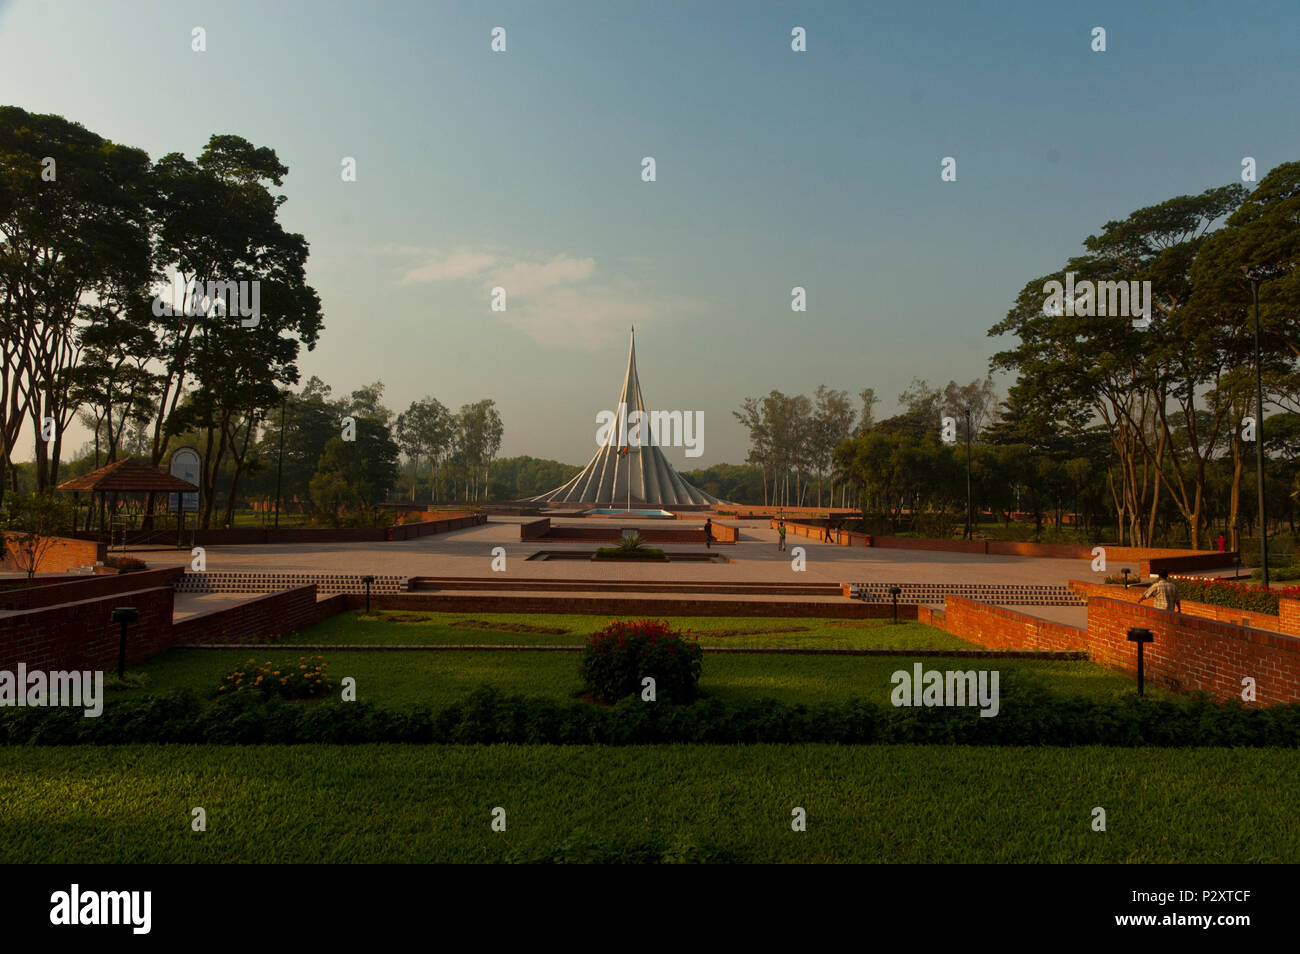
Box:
left=57, top=459, right=199, bottom=493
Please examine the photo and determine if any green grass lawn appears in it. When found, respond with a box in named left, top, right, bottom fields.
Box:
left=277, top=610, right=979, bottom=650
left=1, top=744, right=1294, bottom=863
left=109, top=646, right=1177, bottom=709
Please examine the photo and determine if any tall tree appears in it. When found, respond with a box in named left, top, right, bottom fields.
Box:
left=0, top=107, right=151, bottom=498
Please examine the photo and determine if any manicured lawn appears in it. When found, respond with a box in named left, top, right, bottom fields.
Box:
left=0, top=745, right=1294, bottom=863
left=277, top=610, right=981, bottom=650
left=108, top=646, right=1178, bottom=709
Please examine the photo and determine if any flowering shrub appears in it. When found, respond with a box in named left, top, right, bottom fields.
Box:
left=1167, top=576, right=1300, bottom=615
left=578, top=619, right=702, bottom=704
left=217, top=656, right=334, bottom=700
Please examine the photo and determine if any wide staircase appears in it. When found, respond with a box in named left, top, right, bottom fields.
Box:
left=844, top=582, right=1083, bottom=606
left=405, top=577, right=840, bottom=596
left=176, top=572, right=408, bottom=596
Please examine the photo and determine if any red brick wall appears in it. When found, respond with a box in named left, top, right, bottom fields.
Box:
left=919, top=591, right=1300, bottom=705
left=0, top=533, right=106, bottom=574
left=0, top=586, right=175, bottom=672
left=521, top=518, right=551, bottom=540
left=1086, top=597, right=1300, bottom=705
left=1281, top=599, right=1300, bottom=636
left=874, top=535, right=988, bottom=554
left=918, top=598, right=1087, bottom=652
left=0, top=567, right=184, bottom=611
left=1141, top=551, right=1237, bottom=576
left=520, top=519, right=737, bottom=545
left=386, top=514, right=486, bottom=540
left=1069, top=579, right=1300, bottom=636
left=173, top=585, right=336, bottom=644
left=72, top=514, right=486, bottom=546
left=772, top=520, right=1233, bottom=568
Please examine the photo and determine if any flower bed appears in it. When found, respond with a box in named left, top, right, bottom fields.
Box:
left=217, top=656, right=334, bottom=700
left=579, top=619, right=703, bottom=703
left=1168, top=576, right=1300, bottom=615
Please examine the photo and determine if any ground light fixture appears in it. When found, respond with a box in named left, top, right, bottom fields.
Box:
left=1121, top=568, right=1131, bottom=588
left=110, top=606, right=139, bottom=680
left=889, top=586, right=902, bottom=625
left=362, top=575, right=376, bottom=614
left=1127, top=626, right=1153, bottom=696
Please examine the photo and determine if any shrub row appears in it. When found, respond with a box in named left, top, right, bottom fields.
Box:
left=1169, top=576, right=1300, bottom=615
left=3, top=686, right=1298, bottom=747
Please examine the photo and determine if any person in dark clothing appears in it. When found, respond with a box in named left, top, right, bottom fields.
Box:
left=704, top=518, right=713, bottom=549
left=823, top=519, right=834, bottom=543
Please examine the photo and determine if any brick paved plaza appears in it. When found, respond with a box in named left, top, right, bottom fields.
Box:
left=109, top=517, right=1142, bottom=628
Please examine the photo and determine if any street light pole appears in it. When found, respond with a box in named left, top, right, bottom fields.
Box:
left=273, top=393, right=286, bottom=531
left=1243, top=265, right=1278, bottom=587
left=964, top=406, right=973, bottom=540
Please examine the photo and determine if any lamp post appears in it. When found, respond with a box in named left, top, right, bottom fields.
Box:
left=111, top=606, right=139, bottom=680
left=1242, top=264, right=1282, bottom=587
left=273, top=393, right=287, bottom=531
left=964, top=406, right=973, bottom=539
left=362, top=574, right=375, bottom=615
left=889, top=585, right=902, bottom=625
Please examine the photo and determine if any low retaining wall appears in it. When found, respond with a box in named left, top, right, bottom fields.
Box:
left=520, top=518, right=737, bottom=545
left=0, top=566, right=184, bottom=611
left=920, top=594, right=1299, bottom=705
left=0, top=533, right=105, bottom=574
left=72, top=513, right=486, bottom=547
left=0, top=586, right=175, bottom=672
left=1086, top=597, right=1300, bottom=705
left=521, top=518, right=551, bottom=540
left=174, top=585, right=342, bottom=644
left=386, top=513, right=485, bottom=540
left=1068, top=579, right=1300, bottom=637
left=1141, top=551, right=1239, bottom=576
left=917, top=599, right=1087, bottom=653
left=350, top=593, right=919, bottom=619
left=772, top=520, right=1235, bottom=570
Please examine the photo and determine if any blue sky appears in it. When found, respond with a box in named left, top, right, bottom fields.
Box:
left=3, top=0, right=1298, bottom=467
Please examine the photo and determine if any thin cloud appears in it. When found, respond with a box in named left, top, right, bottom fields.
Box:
left=490, top=254, right=595, bottom=296
left=398, top=249, right=499, bottom=285
left=389, top=245, right=708, bottom=350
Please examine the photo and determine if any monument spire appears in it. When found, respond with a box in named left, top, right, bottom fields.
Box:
left=528, top=329, right=723, bottom=508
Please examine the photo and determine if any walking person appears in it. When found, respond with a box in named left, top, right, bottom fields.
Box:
left=777, top=517, right=787, bottom=552
left=704, top=518, right=713, bottom=549
left=1137, top=569, right=1182, bottom=613
left=823, top=518, right=834, bottom=543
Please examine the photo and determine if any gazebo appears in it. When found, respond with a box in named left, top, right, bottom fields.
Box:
left=57, top=459, right=199, bottom=543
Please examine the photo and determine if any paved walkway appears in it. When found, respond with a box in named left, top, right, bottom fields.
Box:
left=172, top=591, right=267, bottom=621
left=124, top=517, right=1136, bottom=591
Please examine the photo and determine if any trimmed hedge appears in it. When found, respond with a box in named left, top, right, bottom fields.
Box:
left=3, top=685, right=1298, bottom=747
left=1169, top=576, right=1300, bottom=615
